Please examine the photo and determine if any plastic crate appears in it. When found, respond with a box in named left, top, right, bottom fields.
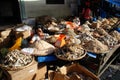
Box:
left=37, top=54, right=57, bottom=63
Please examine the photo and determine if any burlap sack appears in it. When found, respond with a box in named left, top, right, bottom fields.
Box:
left=82, top=39, right=109, bottom=54
left=32, top=40, right=55, bottom=56
left=0, top=29, right=11, bottom=39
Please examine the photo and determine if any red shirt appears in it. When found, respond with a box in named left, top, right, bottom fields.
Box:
left=85, top=1, right=90, bottom=7
left=82, top=8, right=91, bottom=19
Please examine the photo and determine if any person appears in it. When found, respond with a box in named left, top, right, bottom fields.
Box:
left=91, top=0, right=100, bottom=19
left=99, top=7, right=107, bottom=18
left=29, top=27, right=44, bottom=44
left=85, top=0, right=91, bottom=7
left=81, top=5, right=92, bottom=24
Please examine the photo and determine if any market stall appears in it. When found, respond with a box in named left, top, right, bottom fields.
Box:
left=0, top=15, right=120, bottom=80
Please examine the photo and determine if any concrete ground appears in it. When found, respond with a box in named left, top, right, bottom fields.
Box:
left=100, top=64, right=120, bottom=80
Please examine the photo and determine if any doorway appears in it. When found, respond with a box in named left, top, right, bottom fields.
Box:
left=0, top=0, right=21, bottom=25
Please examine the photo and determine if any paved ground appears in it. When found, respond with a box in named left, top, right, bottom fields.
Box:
left=100, top=64, right=120, bottom=80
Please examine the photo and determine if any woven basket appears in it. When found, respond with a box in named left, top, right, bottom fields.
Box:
left=0, top=57, right=34, bottom=71
left=55, top=53, right=86, bottom=61
left=55, top=49, right=86, bottom=61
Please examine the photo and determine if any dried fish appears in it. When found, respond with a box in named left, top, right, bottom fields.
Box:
left=55, top=45, right=86, bottom=60
left=109, top=30, right=120, bottom=42
left=98, top=34, right=118, bottom=47
left=78, top=32, right=94, bottom=44
left=1, top=49, right=33, bottom=68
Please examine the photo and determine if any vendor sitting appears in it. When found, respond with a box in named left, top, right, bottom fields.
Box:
left=30, top=27, right=44, bottom=44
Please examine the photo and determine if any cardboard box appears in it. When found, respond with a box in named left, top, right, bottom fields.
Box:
left=35, top=63, right=47, bottom=80
left=6, top=61, right=38, bottom=80
left=48, top=63, right=99, bottom=80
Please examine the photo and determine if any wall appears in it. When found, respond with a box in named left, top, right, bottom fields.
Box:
left=23, top=0, right=71, bottom=18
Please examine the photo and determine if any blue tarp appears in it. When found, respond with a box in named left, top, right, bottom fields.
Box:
left=107, top=0, right=120, bottom=6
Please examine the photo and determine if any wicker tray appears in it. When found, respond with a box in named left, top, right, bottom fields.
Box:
left=55, top=50, right=87, bottom=61
left=0, top=57, right=34, bottom=71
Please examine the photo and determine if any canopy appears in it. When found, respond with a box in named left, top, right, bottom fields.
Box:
left=107, top=0, right=120, bottom=6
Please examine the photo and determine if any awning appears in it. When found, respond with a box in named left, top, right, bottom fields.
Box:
left=107, top=0, right=120, bottom=6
